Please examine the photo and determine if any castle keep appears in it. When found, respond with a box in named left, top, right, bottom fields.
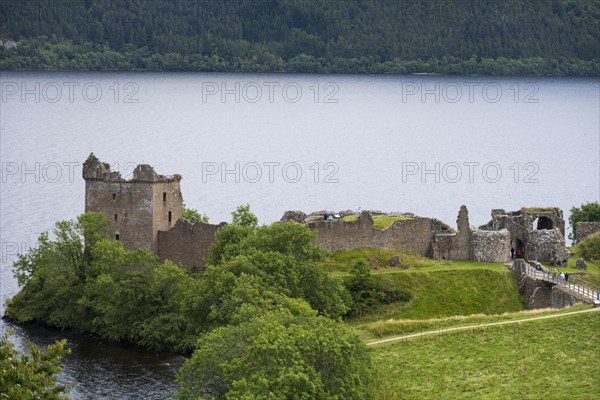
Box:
left=83, top=153, right=221, bottom=271
left=83, top=154, right=570, bottom=269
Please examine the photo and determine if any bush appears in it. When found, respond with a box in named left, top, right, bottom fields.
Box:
left=345, top=260, right=412, bottom=315
left=577, top=232, right=600, bottom=262
left=569, top=202, right=600, bottom=243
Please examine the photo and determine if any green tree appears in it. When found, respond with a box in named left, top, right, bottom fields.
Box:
left=6, top=212, right=197, bottom=353
left=0, top=331, right=71, bottom=400
left=349, top=259, right=372, bottom=288
left=6, top=209, right=350, bottom=353
left=206, top=216, right=350, bottom=318
left=231, top=203, right=258, bottom=227
left=569, top=202, right=600, bottom=243
left=176, top=310, right=374, bottom=400
left=346, top=260, right=380, bottom=314
left=2, top=0, right=600, bottom=75
left=182, top=203, right=209, bottom=223
left=345, top=259, right=411, bottom=315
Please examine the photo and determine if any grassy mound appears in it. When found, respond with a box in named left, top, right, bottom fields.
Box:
left=342, top=214, right=414, bottom=229
left=371, top=311, right=600, bottom=399
left=346, top=269, right=524, bottom=323
left=566, top=243, right=600, bottom=288
left=326, top=247, right=524, bottom=322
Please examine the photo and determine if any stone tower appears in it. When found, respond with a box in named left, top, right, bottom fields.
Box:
left=82, top=153, right=183, bottom=252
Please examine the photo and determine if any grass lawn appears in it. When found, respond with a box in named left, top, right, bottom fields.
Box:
left=342, top=214, right=414, bottom=229
left=371, top=311, right=600, bottom=399
left=349, top=304, right=592, bottom=342
left=344, top=268, right=524, bottom=323
left=563, top=249, right=600, bottom=288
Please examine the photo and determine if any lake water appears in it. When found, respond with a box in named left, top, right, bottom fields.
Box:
left=1, top=72, right=599, bottom=399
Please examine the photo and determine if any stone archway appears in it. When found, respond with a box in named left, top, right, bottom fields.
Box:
left=515, top=238, right=525, bottom=258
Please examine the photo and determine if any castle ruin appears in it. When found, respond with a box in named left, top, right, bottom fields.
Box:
left=83, top=153, right=222, bottom=271
left=83, top=154, right=569, bottom=269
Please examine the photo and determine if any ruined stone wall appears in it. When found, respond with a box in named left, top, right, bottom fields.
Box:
left=432, top=205, right=474, bottom=261
left=480, top=208, right=568, bottom=264
left=432, top=234, right=456, bottom=260
left=471, top=230, right=510, bottom=262
left=576, top=222, right=600, bottom=243
left=453, top=205, right=472, bottom=259
left=526, top=228, right=566, bottom=262
left=157, top=219, right=224, bottom=270
left=309, top=212, right=445, bottom=256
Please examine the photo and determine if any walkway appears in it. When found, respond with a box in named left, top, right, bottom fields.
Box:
left=366, top=307, right=600, bottom=346
left=507, top=260, right=599, bottom=301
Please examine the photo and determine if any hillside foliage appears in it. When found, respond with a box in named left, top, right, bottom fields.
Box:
left=0, top=0, right=598, bottom=74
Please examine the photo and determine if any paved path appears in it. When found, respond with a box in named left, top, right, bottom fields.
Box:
left=366, top=307, right=600, bottom=346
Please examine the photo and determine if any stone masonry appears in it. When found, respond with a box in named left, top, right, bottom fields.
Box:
left=432, top=205, right=510, bottom=262
left=479, top=208, right=567, bottom=263
left=287, top=211, right=453, bottom=257
left=157, top=218, right=225, bottom=272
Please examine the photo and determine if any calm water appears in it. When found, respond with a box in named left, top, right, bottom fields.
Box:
left=1, top=72, right=599, bottom=398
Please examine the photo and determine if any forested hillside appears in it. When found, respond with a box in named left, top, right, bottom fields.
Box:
left=1, top=0, right=598, bottom=74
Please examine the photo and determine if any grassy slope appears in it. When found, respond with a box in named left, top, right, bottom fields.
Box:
left=327, top=247, right=600, bottom=398
left=371, top=311, right=600, bottom=399
left=324, top=247, right=524, bottom=323
left=353, top=304, right=593, bottom=342
left=565, top=247, right=600, bottom=288
left=358, top=269, right=524, bottom=322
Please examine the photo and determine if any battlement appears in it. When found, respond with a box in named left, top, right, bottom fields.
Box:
left=83, top=153, right=183, bottom=253
left=83, top=153, right=182, bottom=183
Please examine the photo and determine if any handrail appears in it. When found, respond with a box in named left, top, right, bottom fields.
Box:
left=510, top=261, right=600, bottom=301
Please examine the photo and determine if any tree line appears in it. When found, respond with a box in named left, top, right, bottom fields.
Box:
left=5, top=206, right=409, bottom=398
left=0, top=0, right=598, bottom=75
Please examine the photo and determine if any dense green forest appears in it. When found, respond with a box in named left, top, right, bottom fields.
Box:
left=0, top=0, right=598, bottom=75
left=5, top=208, right=383, bottom=397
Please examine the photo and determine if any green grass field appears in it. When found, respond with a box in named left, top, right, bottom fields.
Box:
left=328, top=246, right=600, bottom=399
left=342, top=214, right=415, bottom=229
left=345, top=268, right=524, bottom=323
left=326, top=247, right=524, bottom=323
left=371, top=311, right=600, bottom=399
left=351, top=304, right=592, bottom=342
left=564, top=249, right=600, bottom=288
